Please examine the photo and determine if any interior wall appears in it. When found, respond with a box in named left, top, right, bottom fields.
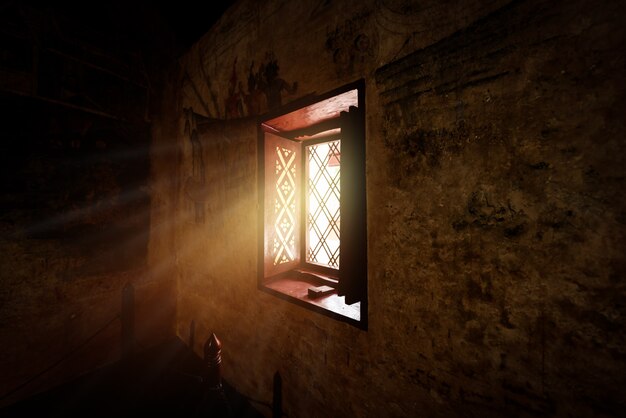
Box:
left=170, top=0, right=625, bottom=416
left=0, top=109, right=176, bottom=406
left=0, top=69, right=177, bottom=411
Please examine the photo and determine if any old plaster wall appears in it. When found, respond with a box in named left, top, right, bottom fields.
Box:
left=172, top=0, right=625, bottom=416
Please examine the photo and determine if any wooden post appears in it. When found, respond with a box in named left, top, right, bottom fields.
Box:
left=204, top=333, right=222, bottom=389
left=201, top=333, right=232, bottom=416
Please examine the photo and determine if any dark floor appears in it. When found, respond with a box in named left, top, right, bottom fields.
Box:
left=0, top=339, right=264, bottom=418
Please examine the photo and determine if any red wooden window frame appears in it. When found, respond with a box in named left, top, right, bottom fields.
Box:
left=257, top=81, right=367, bottom=329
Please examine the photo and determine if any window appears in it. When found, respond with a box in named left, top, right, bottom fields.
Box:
left=258, top=81, right=367, bottom=328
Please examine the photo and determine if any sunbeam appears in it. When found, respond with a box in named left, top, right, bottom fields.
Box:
left=3, top=0, right=624, bottom=416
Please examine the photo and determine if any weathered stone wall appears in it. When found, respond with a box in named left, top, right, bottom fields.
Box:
left=171, top=0, right=625, bottom=416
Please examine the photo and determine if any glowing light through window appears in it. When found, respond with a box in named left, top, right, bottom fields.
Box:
left=273, top=146, right=296, bottom=265
left=306, top=140, right=340, bottom=269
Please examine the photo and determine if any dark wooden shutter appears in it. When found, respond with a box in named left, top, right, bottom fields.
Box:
left=338, top=106, right=366, bottom=304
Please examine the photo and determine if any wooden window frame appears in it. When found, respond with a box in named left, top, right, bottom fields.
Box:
left=257, top=80, right=367, bottom=329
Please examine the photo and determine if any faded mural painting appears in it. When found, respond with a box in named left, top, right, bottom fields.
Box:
left=179, top=1, right=394, bottom=122
left=224, top=53, right=299, bottom=119
left=184, top=52, right=300, bottom=121
left=325, top=11, right=379, bottom=77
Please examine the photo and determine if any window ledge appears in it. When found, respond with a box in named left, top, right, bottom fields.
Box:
left=262, top=273, right=360, bottom=323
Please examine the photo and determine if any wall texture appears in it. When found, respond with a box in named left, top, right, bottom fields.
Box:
left=169, top=0, right=625, bottom=416
left=0, top=78, right=176, bottom=409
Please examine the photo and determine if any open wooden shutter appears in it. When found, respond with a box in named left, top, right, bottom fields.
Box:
left=263, top=132, right=302, bottom=278
left=337, top=106, right=366, bottom=304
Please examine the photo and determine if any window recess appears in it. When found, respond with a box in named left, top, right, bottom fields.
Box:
left=258, top=81, right=367, bottom=329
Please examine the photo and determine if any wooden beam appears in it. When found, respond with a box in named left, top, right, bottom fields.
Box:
left=280, top=117, right=341, bottom=139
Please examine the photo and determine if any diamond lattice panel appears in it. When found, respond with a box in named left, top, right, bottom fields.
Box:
left=306, top=140, right=340, bottom=268
left=273, top=146, right=297, bottom=265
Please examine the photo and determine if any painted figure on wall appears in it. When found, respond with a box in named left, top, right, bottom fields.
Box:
left=223, top=52, right=298, bottom=119
left=261, top=52, right=298, bottom=110
left=244, top=62, right=266, bottom=116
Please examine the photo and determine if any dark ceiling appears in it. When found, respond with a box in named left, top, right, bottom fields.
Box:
left=3, top=0, right=236, bottom=61
left=0, top=0, right=236, bottom=121
left=0, top=1, right=239, bottom=273
left=155, top=1, right=237, bottom=49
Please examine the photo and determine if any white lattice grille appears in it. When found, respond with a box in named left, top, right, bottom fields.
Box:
left=272, top=146, right=297, bottom=265
left=306, top=140, right=340, bottom=269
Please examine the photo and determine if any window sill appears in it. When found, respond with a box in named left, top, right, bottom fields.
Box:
left=261, top=271, right=361, bottom=324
